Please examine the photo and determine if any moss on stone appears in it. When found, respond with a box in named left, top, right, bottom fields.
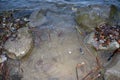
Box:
left=109, top=5, right=120, bottom=25
left=76, top=12, right=106, bottom=32
left=109, top=5, right=118, bottom=19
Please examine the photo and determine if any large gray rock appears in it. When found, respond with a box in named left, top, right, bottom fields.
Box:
left=4, top=27, right=33, bottom=59
left=75, top=5, right=120, bottom=31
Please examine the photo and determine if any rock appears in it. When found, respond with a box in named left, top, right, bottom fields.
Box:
left=108, top=41, right=119, bottom=50
left=4, top=27, right=33, bottom=59
left=0, top=54, right=7, bottom=63
left=7, top=59, right=23, bottom=80
left=28, top=10, right=48, bottom=27
left=68, top=51, right=72, bottom=54
left=85, top=32, right=100, bottom=49
left=105, top=69, right=120, bottom=80
left=104, top=55, right=120, bottom=80
left=75, top=5, right=120, bottom=31
left=109, top=5, right=120, bottom=25
left=97, top=41, right=119, bottom=50
left=85, top=32, right=96, bottom=44
left=85, top=32, right=119, bottom=51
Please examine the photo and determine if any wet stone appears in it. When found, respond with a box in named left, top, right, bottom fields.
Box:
left=10, top=74, right=22, bottom=80
left=104, top=55, right=120, bottom=80
left=85, top=23, right=120, bottom=51
left=75, top=4, right=120, bottom=32
left=28, top=10, right=48, bottom=27
left=4, top=27, right=33, bottom=59
left=75, top=5, right=111, bottom=31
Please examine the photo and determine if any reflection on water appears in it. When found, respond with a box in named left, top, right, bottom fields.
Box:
left=0, top=0, right=120, bottom=12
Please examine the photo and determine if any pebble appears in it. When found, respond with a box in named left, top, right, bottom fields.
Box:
left=68, top=51, right=72, bottom=54
left=0, top=54, right=7, bottom=63
left=72, top=7, right=77, bottom=12
left=23, top=18, right=29, bottom=22
left=80, top=48, right=84, bottom=55
left=77, top=62, right=85, bottom=67
left=81, top=62, right=85, bottom=65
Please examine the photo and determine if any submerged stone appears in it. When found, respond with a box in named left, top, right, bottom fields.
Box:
left=75, top=5, right=120, bottom=31
left=75, top=5, right=110, bottom=31
left=4, top=27, right=33, bottom=59
left=109, top=5, right=120, bottom=25
left=28, top=10, right=48, bottom=27
left=105, top=55, right=120, bottom=80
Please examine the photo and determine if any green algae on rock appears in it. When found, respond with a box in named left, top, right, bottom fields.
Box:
left=75, top=5, right=120, bottom=32
left=109, top=5, right=120, bottom=25
left=75, top=5, right=110, bottom=31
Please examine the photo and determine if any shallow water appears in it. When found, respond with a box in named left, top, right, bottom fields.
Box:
left=0, top=0, right=120, bottom=80
left=0, top=0, right=120, bottom=11
left=0, top=0, right=119, bottom=18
